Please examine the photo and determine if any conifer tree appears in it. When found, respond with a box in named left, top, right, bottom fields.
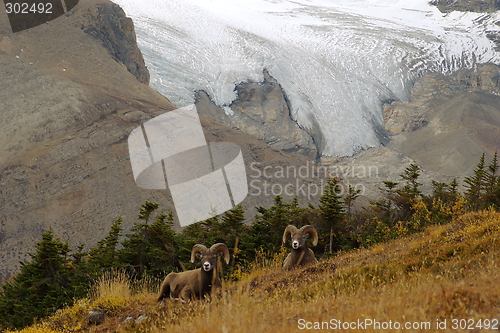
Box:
left=431, top=180, right=449, bottom=201
left=371, top=164, right=423, bottom=224
left=220, top=205, right=246, bottom=250
left=242, top=196, right=297, bottom=259
left=449, top=178, right=459, bottom=199
left=218, top=205, right=247, bottom=268
left=394, top=164, right=423, bottom=221
left=319, top=178, right=344, bottom=252
left=119, top=203, right=177, bottom=277
left=464, top=153, right=487, bottom=209
left=428, top=179, right=461, bottom=224
left=344, top=184, right=361, bottom=222
left=87, top=217, right=123, bottom=274
left=400, top=163, right=422, bottom=197
left=139, top=211, right=177, bottom=277
left=484, top=151, right=500, bottom=208
left=372, top=180, right=399, bottom=222
left=0, top=229, right=87, bottom=329
left=138, top=201, right=159, bottom=223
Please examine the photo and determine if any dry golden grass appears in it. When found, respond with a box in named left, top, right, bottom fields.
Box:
left=6, top=209, right=500, bottom=333
left=144, top=209, right=500, bottom=333
left=90, top=270, right=133, bottom=301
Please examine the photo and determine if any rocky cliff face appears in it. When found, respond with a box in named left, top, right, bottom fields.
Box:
left=74, top=2, right=150, bottom=84
left=195, top=70, right=318, bottom=160
left=383, top=64, right=500, bottom=136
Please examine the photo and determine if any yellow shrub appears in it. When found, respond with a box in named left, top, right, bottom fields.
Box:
left=450, top=195, right=468, bottom=220
left=410, top=198, right=432, bottom=231
left=250, top=247, right=288, bottom=271
left=435, top=195, right=468, bottom=222
left=394, top=220, right=408, bottom=237
left=450, top=208, right=500, bottom=241
left=229, top=264, right=249, bottom=281
left=375, top=217, right=391, bottom=241
left=92, top=295, right=128, bottom=316
left=51, top=299, right=91, bottom=322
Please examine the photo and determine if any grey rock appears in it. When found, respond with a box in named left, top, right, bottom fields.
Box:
left=123, top=316, right=134, bottom=323
left=135, top=314, right=148, bottom=324
left=196, top=69, right=318, bottom=160
left=88, top=310, right=105, bottom=325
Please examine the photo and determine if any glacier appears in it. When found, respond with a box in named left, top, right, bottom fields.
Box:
left=112, top=0, right=500, bottom=157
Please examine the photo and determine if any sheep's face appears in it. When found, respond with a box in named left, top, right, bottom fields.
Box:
left=191, top=244, right=230, bottom=273
left=196, top=252, right=221, bottom=272
left=291, top=232, right=308, bottom=250
left=283, top=225, right=318, bottom=251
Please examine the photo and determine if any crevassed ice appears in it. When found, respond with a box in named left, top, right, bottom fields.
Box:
left=113, top=0, right=500, bottom=157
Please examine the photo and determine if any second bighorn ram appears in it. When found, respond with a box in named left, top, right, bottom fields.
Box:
left=282, top=225, right=318, bottom=270
left=158, top=243, right=230, bottom=301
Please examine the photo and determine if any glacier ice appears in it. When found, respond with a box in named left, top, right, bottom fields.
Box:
left=112, top=0, right=500, bottom=157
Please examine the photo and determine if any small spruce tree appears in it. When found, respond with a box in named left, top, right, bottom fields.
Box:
left=87, top=217, right=123, bottom=274
left=0, top=229, right=87, bottom=329
left=319, top=178, right=345, bottom=252
left=344, top=184, right=361, bottom=222
left=464, top=153, right=487, bottom=209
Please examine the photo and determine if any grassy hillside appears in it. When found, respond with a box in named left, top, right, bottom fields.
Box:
left=5, top=209, right=500, bottom=333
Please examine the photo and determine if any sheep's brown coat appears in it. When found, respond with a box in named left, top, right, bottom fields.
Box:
left=158, top=243, right=230, bottom=301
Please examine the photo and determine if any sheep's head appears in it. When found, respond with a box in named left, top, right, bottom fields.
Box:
left=190, top=243, right=230, bottom=272
left=282, top=225, right=318, bottom=250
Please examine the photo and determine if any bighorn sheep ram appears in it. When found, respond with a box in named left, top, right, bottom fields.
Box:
left=158, top=243, right=230, bottom=301
left=282, top=225, right=318, bottom=270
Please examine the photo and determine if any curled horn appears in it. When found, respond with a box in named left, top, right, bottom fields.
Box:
left=190, top=244, right=208, bottom=263
left=282, top=225, right=298, bottom=246
left=210, top=243, right=230, bottom=265
left=300, top=225, right=318, bottom=246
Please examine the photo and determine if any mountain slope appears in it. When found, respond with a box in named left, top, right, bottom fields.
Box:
left=7, top=209, right=500, bottom=332
left=385, top=64, right=500, bottom=177
left=0, top=0, right=174, bottom=280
